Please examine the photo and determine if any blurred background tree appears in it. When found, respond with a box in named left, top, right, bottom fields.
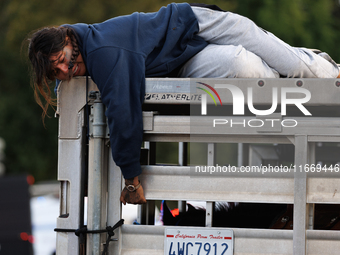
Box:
left=0, top=0, right=339, bottom=182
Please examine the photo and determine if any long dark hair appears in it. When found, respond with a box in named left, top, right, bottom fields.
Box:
left=27, top=26, right=79, bottom=121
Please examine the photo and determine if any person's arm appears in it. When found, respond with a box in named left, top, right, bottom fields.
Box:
left=88, top=48, right=146, bottom=204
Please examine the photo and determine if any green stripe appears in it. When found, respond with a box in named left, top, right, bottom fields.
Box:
left=197, top=87, right=217, bottom=106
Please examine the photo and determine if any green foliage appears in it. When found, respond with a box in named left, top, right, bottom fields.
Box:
left=234, top=0, right=340, bottom=61
left=0, top=0, right=339, bottom=181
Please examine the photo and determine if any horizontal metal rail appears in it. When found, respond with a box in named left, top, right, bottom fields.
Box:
left=139, top=165, right=340, bottom=204
left=57, top=77, right=340, bottom=255
left=119, top=225, right=340, bottom=255
left=144, top=78, right=340, bottom=106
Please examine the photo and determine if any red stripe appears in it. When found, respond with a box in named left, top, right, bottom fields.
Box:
left=167, top=235, right=174, bottom=238
left=224, top=237, right=232, bottom=240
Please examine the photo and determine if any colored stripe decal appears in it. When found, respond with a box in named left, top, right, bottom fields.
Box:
left=197, top=82, right=223, bottom=106
left=197, top=87, right=217, bottom=106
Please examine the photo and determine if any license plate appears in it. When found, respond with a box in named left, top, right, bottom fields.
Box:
left=164, top=227, right=233, bottom=255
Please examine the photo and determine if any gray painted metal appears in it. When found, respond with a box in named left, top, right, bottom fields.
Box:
left=71, top=77, right=340, bottom=106
left=107, top=153, right=123, bottom=255
left=57, top=77, right=340, bottom=255
left=293, top=135, right=308, bottom=255
left=56, top=79, right=90, bottom=254
left=144, top=78, right=340, bottom=106
left=206, top=144, right=215, bottom=228
left=87, top=93, right=107, bottom=254
left=118, top=226, right=340, bottom=255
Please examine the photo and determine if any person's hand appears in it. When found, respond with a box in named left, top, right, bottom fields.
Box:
left=120, top=176, right=146, bottom=205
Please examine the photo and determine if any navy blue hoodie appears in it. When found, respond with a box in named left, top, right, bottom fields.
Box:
left=63, top=3, right=208, bottom=179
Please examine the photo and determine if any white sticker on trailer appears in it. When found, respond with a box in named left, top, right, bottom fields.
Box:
left=164, top=227, right=233, bottom=255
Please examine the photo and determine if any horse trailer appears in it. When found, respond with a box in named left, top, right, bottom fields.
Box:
left=55, top=77, right=340, bottom=255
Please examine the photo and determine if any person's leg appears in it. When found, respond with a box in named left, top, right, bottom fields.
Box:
left=179, top=44, right=279, bottom=78
left=191, top=6, right=339, bottom=78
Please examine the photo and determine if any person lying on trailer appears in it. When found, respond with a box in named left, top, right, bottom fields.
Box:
left=27, top=3, right=340, bottom=205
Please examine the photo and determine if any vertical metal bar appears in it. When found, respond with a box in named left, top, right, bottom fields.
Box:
left=137, top=141, right=156, bottom=225
left=100, top=142, right=109, bottom=240
left=201, top=94, right=207, bottom=115
left=308, top=142, right=316, bottom=230
left=107, top=155, right=123, bottom=255
left=308, top=142, right=315, bottom=167
left=143, top=141, right=156, bottom=164
left=206, top=143, right=215, bottom=227
left=144, top=142, right=156, bottom=225
left=179, top=142, right=184, bottom=166
left=206, top=202, right=214, bottom=227
left=178, top=201, right=187, bottom=214
left=308, top=204, right=315, bottom=230
left=87, top=96, right=106, bottom=255
left=137, top=139, right=147, bottom=225
left=207, top=143, right=215, bottom=167
left=178, top=142, right=188, bottom=166
left=57, top=98, right=87, bottom=255
left=293, top=135, right=308, bottom=255
left=144, top=141, right=150, bottom=165
left=237, top=143, right=243, bottom=167
left=178, top=142, right=187, bottom=213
